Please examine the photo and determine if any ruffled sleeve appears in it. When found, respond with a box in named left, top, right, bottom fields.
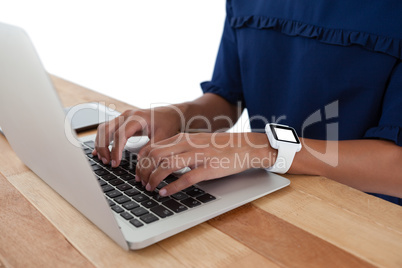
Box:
left=364, top=126, right=402, bottom=146
left=230, top=16, right=402, bottom=60
left=200, top=3, right=244, bottom=106
left=364, top=60, right=402, bottom=146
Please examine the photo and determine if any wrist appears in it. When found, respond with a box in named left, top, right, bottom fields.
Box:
left=246, top=133, right=278, bottom=169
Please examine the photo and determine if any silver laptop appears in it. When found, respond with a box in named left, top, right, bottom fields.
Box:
left=0, top=22, right=290, bottom=250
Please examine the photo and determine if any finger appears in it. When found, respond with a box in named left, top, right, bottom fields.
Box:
left=110, top=114, right=148, bottom=167
left=94, top=115, right=125, bottom=163
left=146, top=152, right=199, bottom=191
left=138, top=133, right=186, bottom=159
left=136, top=130, right=172, bottom=161
left=136, top=142, right=189, bottom=185
left=158, top=167, right=216, bottom=196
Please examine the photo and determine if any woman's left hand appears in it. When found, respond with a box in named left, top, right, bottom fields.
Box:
left=135, top=132, right=276, bottom=196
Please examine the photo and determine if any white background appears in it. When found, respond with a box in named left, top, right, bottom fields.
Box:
left=1, top=1, right=225, bottom=107
left=1, top=0, right=250, bottom=131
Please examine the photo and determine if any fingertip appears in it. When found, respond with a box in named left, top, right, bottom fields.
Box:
left=159, top=188, right=167, bottom=197
left=111, top=160, right=118, bottom=168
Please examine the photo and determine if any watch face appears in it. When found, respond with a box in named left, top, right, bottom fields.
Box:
left=270, top=124, right=300, bottom=144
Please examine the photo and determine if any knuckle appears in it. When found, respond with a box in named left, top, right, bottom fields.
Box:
left=148, top=148, right=162, bottom=160
left=181, top=174, right=196, bottom=188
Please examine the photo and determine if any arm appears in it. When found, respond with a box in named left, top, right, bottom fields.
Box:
left=137, top=133, right=402, bottom=199
left=177, top=93, right=240, bottom=132
left=93, top=93, right=239, bottom=167
left=291, top=138, right=402, bottom=198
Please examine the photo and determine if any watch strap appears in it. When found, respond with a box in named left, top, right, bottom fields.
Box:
left=266, top=142, right=297, bottom=174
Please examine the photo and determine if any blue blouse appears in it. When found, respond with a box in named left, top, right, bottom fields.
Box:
left=201, top=0, right=402, bottom=205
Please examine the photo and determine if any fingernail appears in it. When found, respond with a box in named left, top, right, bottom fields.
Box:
left=146, top=183, right=151, bottom=191
left=102, top=158, right=108, bottom=165
left=135, top=175, right=141, bottom=182
left=159, top=189, right=167, bottom=197
left=141, top=180, right=146, bottom=186
left=111, top=160, right=116, bottom=167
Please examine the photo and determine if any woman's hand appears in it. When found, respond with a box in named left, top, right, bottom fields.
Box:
left=136, top=132, right=275, bottom=196
left=93, top=105, right=184, bottom=167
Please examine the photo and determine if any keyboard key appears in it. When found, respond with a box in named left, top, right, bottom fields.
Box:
left=127, top=179, right=138, bottom=186
left=92, top=157, right=102, bottom=163
left=109, top=178, right=124, bottom=186
left=151, top=205, right=173, bottom=218
left=143, top=190, right=158, bottom=198
left=164, top=175, right=177, bottom=184
left=119, top=159, right=129, bottom=167
left=129, top=219, right=144, bottom=228
left=88, top=159, right=97, bottom=166
left=186, top=188, right=205, bottom=197
left=162, top=199, right=188, bottom=213
left=125, top=188, right=140, bottom=196
left=111, top=168, right=128, bottom=176
left=120, top=212, right=134, bottom=220
left=181, top=197, right=201, bottom=208
left=106, top=190, right=122, bottom=198
left=140, top=213, right=159, bottom=224
left=156, top=181, right=167, bottom=189
left=123, top=151, right=137, bottom=161
left=196, top=193, right=216, bottom=203
left=134, top=184, right=146, bottom=192
left=182, top=186, right=195, bottom=192
left=122, top=201, right=139, bottom=210
left=101, top=185, right=114, bottom=193
left=84, top=141, right=95, bottom=149
left=125, top=165, right=137, bottom=173
left=114, top=195, right=131, bottom=204
left=83, top=148, right=93, bottom=154
left=95, top=169, right=109, bottom=176
left=92, top=165, right=102, bottom=171
left=112, top=205, right=124, bottom=213
left=132, top=194, right=149, bottom=202
left=120, top=174, right=135, bottom=181
left=154, top=195, right=171, bottom=203
left=171, top=192, right=189, bottom=200
left=117, top=183, right=132, bottom=191
left=141, top=200, right=159, bottom=209
left=131, top=207, right=149, bottom=217
left=107, top=199, right=115, bottom=206
left=101, top=174, right=118, bottom=181
left=98, top=179, right=107, bottom=186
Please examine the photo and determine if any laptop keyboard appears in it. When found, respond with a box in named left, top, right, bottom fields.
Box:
left=82, top=141, right=216, bottom=228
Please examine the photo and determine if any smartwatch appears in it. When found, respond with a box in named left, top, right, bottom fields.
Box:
left=265, top=123, right=302, bottom=174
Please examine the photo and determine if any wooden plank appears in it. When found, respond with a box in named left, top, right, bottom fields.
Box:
left=0, top=136, right=29, bottom=177
left=0, top=173, right=94, bottom=268
left=158, top=222, right=279, bottom=268
left=5, top=171, right=183, bottom=268
left=209, top=204, right=375, bottom=268
left=6, top=169, right=279, bottom=268
left=254, top=175, right=402, bottom=267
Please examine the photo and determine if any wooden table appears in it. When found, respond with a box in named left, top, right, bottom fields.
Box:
left=1, top=76, right=401, bottom=268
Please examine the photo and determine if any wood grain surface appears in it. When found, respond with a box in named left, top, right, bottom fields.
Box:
left=0, top=75, right=401, bottom=268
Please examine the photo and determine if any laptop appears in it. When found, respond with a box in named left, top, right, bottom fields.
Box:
left=0, top=22, right=290, bottom=250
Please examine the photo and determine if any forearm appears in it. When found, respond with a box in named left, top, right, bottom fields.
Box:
left=174, top=93, right=240, bottom=132
left=290, top=139, right=402, bottom=198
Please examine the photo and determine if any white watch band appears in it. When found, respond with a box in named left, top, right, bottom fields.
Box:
left=266, top=142, right=297, bottom=174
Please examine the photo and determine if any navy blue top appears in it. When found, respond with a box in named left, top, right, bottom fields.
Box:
left=201, top=0, right=402, bottom=205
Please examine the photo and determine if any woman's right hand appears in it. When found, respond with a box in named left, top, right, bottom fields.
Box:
left=93, top=105, right=184, bottom=167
